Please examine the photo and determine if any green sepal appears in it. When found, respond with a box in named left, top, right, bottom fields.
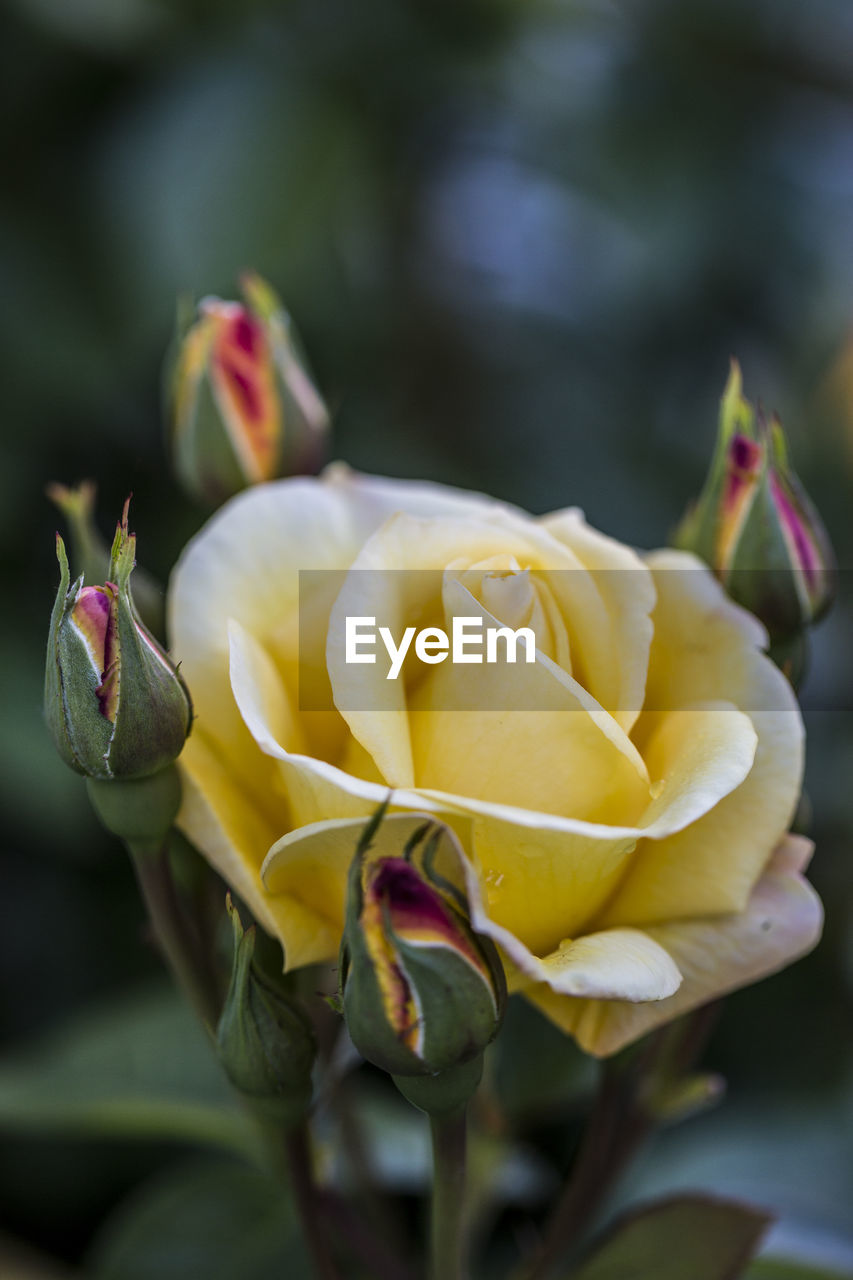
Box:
left=105, top=587, right=193, bottom=779
left=44, top=535, right=112, bottom=777
left=270, top=315, right=330, bottom=477
left=396, top=934, right=504, bottom=1070
left=393, top=1054, right=484, bottom=1117
left=725, top=464, right=804, bottom=642
left=672, top=360, right=756, bottom=564
left=44, top=535, right=81, bottom=774
left=99, top=516, right=192, bottom=779
left=173, top=365, right=251, bottom=508
left=341, top=935, right=424, bottom=1077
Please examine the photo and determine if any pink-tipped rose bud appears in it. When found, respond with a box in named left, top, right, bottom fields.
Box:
left=45, top=503, right=192, bottom=781
left=339, top=808, right=506, bottom=1111
left=166, top=272, right=330, bottom=507
left=673, top=362, right=835, bottom=654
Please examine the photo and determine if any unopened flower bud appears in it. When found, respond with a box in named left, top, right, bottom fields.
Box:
left=166, top=272, right=330, bottom=507
left=217, top=897, right=316, bottom=1128
left=45, top=503, right=192, bottom=781
left=673, top=362, right=835, bottom=647
left=340, top=809, right=506, bottom=1105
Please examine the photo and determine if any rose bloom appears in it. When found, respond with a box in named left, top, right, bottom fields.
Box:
left=169, top=467, right=822, bottom=1056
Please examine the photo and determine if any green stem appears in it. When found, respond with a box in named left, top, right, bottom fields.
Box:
left=524, top=1057, right=647, bottom=1280
left=128, top=839, right=221, bottom=1030
left=429, top=1108, right=469, bottom=1280
left=284, top=1124, right=341, bottom=1280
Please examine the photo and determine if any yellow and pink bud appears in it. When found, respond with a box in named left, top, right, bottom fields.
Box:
left=339, top=809, right=506, bottom=1101
left=45, top=504, right=192, bottom=781
left=167, top=272, right=330, bottom=507
left=673, top=363, right=835, bottom=655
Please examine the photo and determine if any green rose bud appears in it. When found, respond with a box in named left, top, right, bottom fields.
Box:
left=340, top=808, right=506, bottom=1107
left=673, top=362, right=835, bottom=658
left=45, top=503, right=192, bottom=781
left=166, top=271, right=330, bottom=508
left=216, top=896, right=316, bottom=1128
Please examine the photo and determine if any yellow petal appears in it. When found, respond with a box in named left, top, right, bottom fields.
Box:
left=169, top=476, right=369, bottom=788
left=227, top=613, right=454, bottom=849
left=326, top=510, right=653, bottom=792
left=466, top=815, right=641, bottom=956
left=599, top=553, right=803, bottom=925
left=323, top=463, right=525, bottom=525
left=394, top=697, right=754, bottom=958
left=261, top=811, right=473, bottom=968
left=540, top=507, right=656, bottom=732
left=533, top=836, right=822, bottom=1056
left=227, top=613, right=399, bottom=819
left=437, top=828, right=680, bottom=999
left=228, top=618, right=306, bottom=755
left=177, top=728, right=338, bottom=966
left=537, top=929, right=681, bottom=1000
left=409, top=585, right=650, bottom=822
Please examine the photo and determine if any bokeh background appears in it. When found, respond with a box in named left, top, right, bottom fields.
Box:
left=2, top=0, right=852, bottom=1276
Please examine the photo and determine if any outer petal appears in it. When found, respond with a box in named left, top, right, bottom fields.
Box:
left=528, top=929, right=681, bottom=1001
left=530, top=836, right=822, bottom=1056
left=323, top=463, right=525, bottom=525
left=433, top=817, right=681, bottom=1002
left=599, top=552, right=804, bottom=926
left=178, top=727, right=340, bottom=966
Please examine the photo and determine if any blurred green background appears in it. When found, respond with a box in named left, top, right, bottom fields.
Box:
left=2, top=0, right=852, bottom=1275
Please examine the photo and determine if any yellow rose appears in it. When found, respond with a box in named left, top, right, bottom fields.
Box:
left=168, top=467, right=822, bottom=1056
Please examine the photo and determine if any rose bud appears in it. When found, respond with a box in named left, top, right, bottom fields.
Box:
left=673, top=361, right=835, bottom=655
left=339, top=809, right=506, bottom=1113
left=45, top=503, right=193, bottom=783
left=216, top=896, right=316, bottom=1128
left=166, top=271, right=330, bottom=507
